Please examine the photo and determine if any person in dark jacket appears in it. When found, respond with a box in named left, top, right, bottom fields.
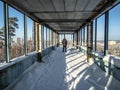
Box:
left=62, top=38, right=67, bottom=52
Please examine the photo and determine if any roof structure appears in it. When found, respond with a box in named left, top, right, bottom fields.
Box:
left=3, top=0, right=119, bottom=34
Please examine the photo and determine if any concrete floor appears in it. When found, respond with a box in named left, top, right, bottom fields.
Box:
left=5, top=47, right=120, bottom=90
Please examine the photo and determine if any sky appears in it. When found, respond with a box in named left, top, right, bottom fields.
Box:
left=0, top=1, right=33, bottom=41
left=0, top=1, right=120, bottom=41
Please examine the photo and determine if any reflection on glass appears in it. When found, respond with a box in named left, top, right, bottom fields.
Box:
left=8, top=6, right=24, bottom=60
left=0, top=1, right=5, bottom=63
left=97, top=15, right=105, bottom=53
left=109, top=4, right=120, bottom=57
left=27, top=17, right=34, bottom=53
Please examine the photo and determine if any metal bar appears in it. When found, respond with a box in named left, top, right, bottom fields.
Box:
left=42, top=25, right=44, bottom=49
left=80, top=30, right=82, bottom=46
left=41, top=19, right=90, bottom=23
left=4, top=3, right=10, bottom=62
left=83, top=27, right=85, bottom=46
left=24, top=15, right=27, bottom=55
left=43, top=19, right=90, bottom=23
left=57, top=30, right=75, bottom=32
left=51, top=31, right=53, bottom=46
left=91, top=21, right=93, bottom=50
left=34, top=22, right=36, bottom=51
left=30, top=11, right=97, bottom=14
left=104, top=11, right=109, bottom=56
left=73, top=34, right=74, bottom=46
left=46, top=27, right=47, bottom=47
left=36, top=23, right=40, bottom=51
left=95, top=19, right=97, bottom=51
left=48, top=28, right=50, bottom=46
left=76, top=31, right=78, bottom=49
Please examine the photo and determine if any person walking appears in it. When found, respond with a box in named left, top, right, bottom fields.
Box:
left=62, top=37, right=67, bottom=52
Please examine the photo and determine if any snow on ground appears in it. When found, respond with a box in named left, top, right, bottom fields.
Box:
left=5, top=47, right=120, bottom=90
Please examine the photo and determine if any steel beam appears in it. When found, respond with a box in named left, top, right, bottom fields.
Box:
left=30, top=11, right=97, bottom=14
left=41, top=19, right=90, bottom=23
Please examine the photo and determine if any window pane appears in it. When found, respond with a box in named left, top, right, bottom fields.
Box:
left=97, top=15, right=105, bottom=53
left=108, top=4, right=120, bottom=57
left=0, top=1, right=5, bottom=63
left=50, top=30, right=52, bottom=46
left=27, top=17, right=34, bottom=53
left=47, top=28, right=49, bottom=47
left=85, top=26, right=87, bottom=47
left=8, top=6, right=24, bottom=60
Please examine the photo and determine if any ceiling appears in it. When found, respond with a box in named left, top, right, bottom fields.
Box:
left=3, top=0, right=119, bottom=34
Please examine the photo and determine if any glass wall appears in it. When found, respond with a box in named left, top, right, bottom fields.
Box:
left=108, top=4, right=120, bottom=57
left=47, top=28, right=50, bottom=47
left=53, top=32, right=56, bottom=45
left=8, top=6, right=24, bottom=60
left=0, top=1, right=5, bottom=63
left=49, top=29, right=52, bottom=46
left=96, top=15, right=105, bottom=53
left=26, top=17, right=34, bottom=53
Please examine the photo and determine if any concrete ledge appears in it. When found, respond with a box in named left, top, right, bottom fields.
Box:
left=41, top=46, right=55, bottom=57
left=0, top=52, right=38, bottom=89
left=93, top=53, right=120, bottom=81
left=0, top=46, right=56, bottom=89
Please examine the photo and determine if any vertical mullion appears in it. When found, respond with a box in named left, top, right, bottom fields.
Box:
left=104, top=11, right=109, bottom=55
left=51, top=30, right=53, bottom=46
left=95, top=19, right=97, bottom=51
left=34, top=22, right=36, bottom=51
left=46, top=27, right=47, bottom=47
left=41, top=25, right=44, bottom=50
left=49, top=29, right=50, bottom=46
left=24, top=15, right=27, bottom=55
left=73, top=33, right=74, bottom=46
left=83, top=27, right=85, bottom=46
left=4, top=3, right=10, bottom=62
left=81, top=29, right=82, bottom=46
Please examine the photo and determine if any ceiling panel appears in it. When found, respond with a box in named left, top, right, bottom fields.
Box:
left=66, top=12, right=76, bottom=19
left=85, top=0, right=101, bottom=11
left=75, top=0, right=89, bottom=11
left=39, top=0, right=55, bottom=11
left=65, top=0, right=77, bottom=11
left=52, top=0, right=64, bottom=11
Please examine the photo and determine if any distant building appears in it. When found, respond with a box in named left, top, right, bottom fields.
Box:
left=109, top=41, right=116, bottom=45
left=17, top=37, right=21, bottom=44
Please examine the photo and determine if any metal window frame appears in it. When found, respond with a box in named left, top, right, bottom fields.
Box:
left=4, top=3, right=10, bottom=62
left=33, top=22, right=36, bottom=51
left=104, top=11, right=109, bottom=55
left=95, top=19, right=97, bottom=51
left=24, top=15, right=27, bottom=55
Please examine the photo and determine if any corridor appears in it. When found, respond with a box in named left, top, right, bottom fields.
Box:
left=5, top=47, right=120, bottom=90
